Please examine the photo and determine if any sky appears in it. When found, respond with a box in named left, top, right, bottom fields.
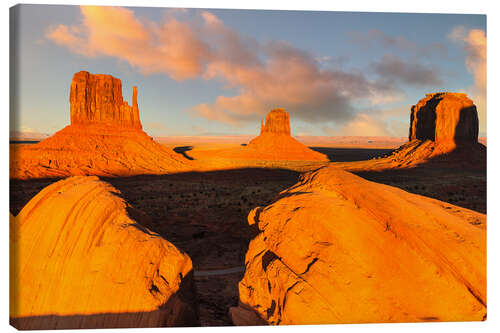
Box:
left=11, top=4, right=486, bottom=137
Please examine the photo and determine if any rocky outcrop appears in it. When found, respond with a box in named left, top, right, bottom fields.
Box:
left=10, top=176, right=199, bottom=329
left=409, top=92, right=478, bottom=145
left=245, top=109, right=328, bottom=161
left=10, top=71, right=193, bottom=179
left=70, top=71, right=141, bottom=129
left=334, top=93, right=485, bottom=172
left=260, top=108, right=291, bottom=136
left=231, top=167, right=486, bottom=325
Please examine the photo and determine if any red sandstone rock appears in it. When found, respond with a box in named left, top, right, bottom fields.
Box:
left=245, top=109, right=328, bottom=161
left=260, top=108, right=291, bottom=135
left=334, top=93, right=485, bottom=172
left=70, top=71, right=142, bottom=129
left=409, top=92, right=478, bottom=145
left=10, top=176, right=199, bottom=329
left=189, top=109, right=328, bottom=163
left=11, top=71, right=194, bottom=179
left=231, top=167, right=486, bottom=325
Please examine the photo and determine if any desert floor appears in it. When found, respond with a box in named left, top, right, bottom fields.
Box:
left=9, top=142, right=486, bottom=326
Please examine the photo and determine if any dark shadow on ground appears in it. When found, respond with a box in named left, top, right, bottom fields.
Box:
left=309, top=147, right=394, bottom=162
left=9, top=140, right=40, bottom=144
left=173, top=146, right=195, bottom=160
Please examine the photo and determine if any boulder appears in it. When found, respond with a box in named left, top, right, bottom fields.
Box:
left=232, top=167, right=486, bottom=325
left=10, top=176, right=199, bottom=329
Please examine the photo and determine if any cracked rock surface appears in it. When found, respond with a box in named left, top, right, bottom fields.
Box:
left=231, top=166, right=486, bottom=325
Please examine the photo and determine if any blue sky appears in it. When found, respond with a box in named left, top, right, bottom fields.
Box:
left=12, top=4, right=486, bottom=136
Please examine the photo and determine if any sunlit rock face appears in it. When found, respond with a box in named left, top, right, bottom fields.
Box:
left=409, top=92, right=479, bottom=145
left=10, top=176, right=199, bottom=329
left=332, top=93, right=485, bottom=172
left=10, top=71, right=193, bottom=179
left=260, top=108, right=291, bottom=136
left=70, top=71, right=142, bottom=129
left=231, top=167, right=486, bottom=325
left=246, top=108, right=328, bottom=161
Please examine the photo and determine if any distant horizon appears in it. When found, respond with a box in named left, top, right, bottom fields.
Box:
left=12, top=5, right=486, bottom=137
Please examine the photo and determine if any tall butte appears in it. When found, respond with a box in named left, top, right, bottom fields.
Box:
left=10, top=71, right=192, bottom=179
left=409, top=92, right=479, bottom=146
left=246, top=108, right=328, bottom=161
left=70, top=71, right=142, bottom=129
left=337, top=92, right=485, bottom=171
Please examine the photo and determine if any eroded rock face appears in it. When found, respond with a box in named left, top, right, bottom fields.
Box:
left=10, top=71, right=193, bottom=179
left=409, top=92, right=478, bottom=145
left=331, top=93, right=485, bottom=172
left=70, top=71, right=142, bottom=129
left=245, top=108, right=328, bottom=161
left=231, top=167, right=486, bottom=325
left=10, top=176, right=199, bottom=329
left=260, top=108, right=291, bottom=136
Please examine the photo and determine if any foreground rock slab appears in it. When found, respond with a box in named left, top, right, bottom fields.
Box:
left=10, top=176, right=198, bottom=329
left=231, top=166, right=486, bottom=325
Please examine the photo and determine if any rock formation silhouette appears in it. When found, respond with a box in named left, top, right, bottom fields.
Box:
left=10, top=71, right=192, bottom=179
left=231, top=167, right=486, bottom=325
left=10, top=176, right=199, bottom=329
left=336, top=92, right=485, bottom=171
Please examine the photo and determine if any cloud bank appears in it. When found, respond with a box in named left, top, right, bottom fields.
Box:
left=372, top=54, right=443, bottom=86
left=46, top=7, right=482, bottom=136
left=449, top=26, right=486, bottom=132
left=46, top=6, right=404, bottom=127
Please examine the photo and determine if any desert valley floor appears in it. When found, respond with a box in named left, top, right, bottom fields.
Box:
left=10, top=142, right=486, bottom=326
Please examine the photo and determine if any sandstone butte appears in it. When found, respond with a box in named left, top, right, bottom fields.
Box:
left=336, top=92, right=486, bottom=172
left=10, top=176, right=199, bottom=329
left=10, top=71, right=192, bottom=179
left=190, top=108, right=328, bottom=163
left=230, top=167, right=486, bottom=325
